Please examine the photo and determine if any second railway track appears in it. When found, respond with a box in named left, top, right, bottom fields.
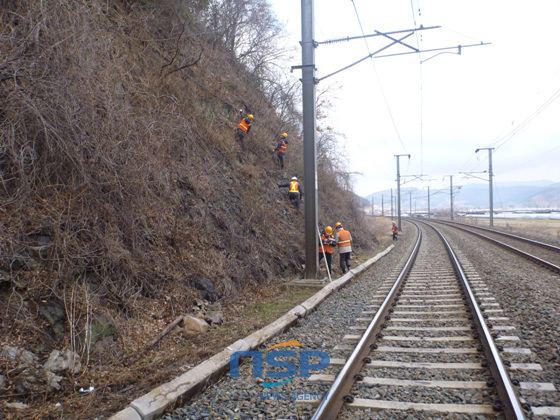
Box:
left=428, top=219, right=560, bottom=273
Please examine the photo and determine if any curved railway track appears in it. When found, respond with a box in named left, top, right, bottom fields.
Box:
left=308, top=221, right=556, bottom=419
left=427, top=219, right=560, bottom=274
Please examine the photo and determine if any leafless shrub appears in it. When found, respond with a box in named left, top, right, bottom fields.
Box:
left=0, top=0, right=377, bottom=374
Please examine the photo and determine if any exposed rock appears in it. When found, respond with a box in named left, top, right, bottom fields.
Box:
left=5, top=402, right=29, bottom=410
left=13, top=367, right=50, bottom=394
left=0, top=345, right=38, bottom=367
left=45, top=371, right=63, bottom=391
left=43, top=350, right=82, bottom=374
left=183, top=316, right=210, bottom=334
left=191, top=277, right=218, bottom=302
left=204, top=310, right=224, bottom=325
left=39, top=304, right=66, bottom=338
left=208, top=301, right=222, bottom=311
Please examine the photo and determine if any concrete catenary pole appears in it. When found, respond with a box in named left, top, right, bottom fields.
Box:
left=427, top=186, right=431, bottom=219
left=301, top=0, right=318, bottom=279
left=476, top=148, right=495, bottom=227
left=450, top=175, right=454, bottom=221
left=395, top=154, right=410, bottom=232
left=390, top=189, right=393, bottom=219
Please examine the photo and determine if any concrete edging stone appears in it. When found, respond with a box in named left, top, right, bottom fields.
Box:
left=110, top=244, right=395, bottom=419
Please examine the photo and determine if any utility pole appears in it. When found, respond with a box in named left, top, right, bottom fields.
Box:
left=427, top=186, right=431, bottom=219
left=444, top=175, right=454, bottom=221
left=293, top=9, right=489, bottom=282
left=476, top=148, right=495, bottom=227
left=409, top=191, right=412, bottom=217
left=300, top=0, right=318, bottom=279
left=390, top=189, right=393, bottom=219
left=395, top=154, right=410, bottom=232
left=371, top=197, right=374, bottom=216
left=381, top=195, right=384, bottom=217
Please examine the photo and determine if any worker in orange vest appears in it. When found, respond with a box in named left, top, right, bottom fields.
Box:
left=278, top=176, right=303, bottom=210
left=234, top=110, right=253, bottom=152
left=318, top=226, right=336, bottom=275
left=335, top=222, right=352, bottom=274
left=272, top=133, right=288, bottom=169
left=392, top=221, right=398, bottom=241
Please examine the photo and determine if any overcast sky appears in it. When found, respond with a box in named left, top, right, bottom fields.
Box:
left=269, top=0, right=560, bottom=197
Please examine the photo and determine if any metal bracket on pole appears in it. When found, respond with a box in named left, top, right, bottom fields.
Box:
left=291, top=64, right=317, bottom=73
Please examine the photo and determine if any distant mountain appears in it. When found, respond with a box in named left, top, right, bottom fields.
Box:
left=522, top=182, right=560, bottom=208
left=362, top=181, right=560, bottom=212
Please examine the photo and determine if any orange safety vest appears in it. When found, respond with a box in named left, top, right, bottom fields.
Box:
left=278, top=140, right=287, bottom=153
left=289, top=181, right=299, bottom=193
left=392, top=225, right=398, bottom=233
left=237, top=118, right=251, bottom=133
left=337, top=229, right=352, bottom=248
left=319, top=234, right=334, bottom=254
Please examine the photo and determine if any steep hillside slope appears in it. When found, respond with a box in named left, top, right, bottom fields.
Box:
left=0, top=1, right=380, bottom=417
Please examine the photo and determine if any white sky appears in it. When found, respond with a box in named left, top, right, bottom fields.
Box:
left=268, top=0, right=560, bottom=196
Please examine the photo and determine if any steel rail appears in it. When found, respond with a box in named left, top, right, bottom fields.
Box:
left=310, top=223, right=422, bottom=420
left=433, top=219, right=560, bottom=253
left=425, top=221, right=526, bottom=419
left=430, top=220, right=560, bottom=274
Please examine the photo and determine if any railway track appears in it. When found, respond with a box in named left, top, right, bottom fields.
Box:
left=428, top=219, right=560, bottom=274
left=307, top=221, right=557, bottom=419
left=161, top=220, right=560, bottom=420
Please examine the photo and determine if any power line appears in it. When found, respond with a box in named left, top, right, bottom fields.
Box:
left=409, top=0, right=424, bottom=175
left=458, top=87, right=560, bottom=177
left=491, top=87, right=560, bottom=151
left=350, top=0, right=408, bottom=153
left=499, top=144, right=560, bottom=176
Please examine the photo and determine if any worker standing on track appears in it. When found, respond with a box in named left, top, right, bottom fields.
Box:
left=278, top=176, right=303, bottom=210
left=318, top=226, right=336, bottom=275
left=335, top=222, right=352, bottom=274
left=272, top=133, right=288, bottom=169
left=234, top=110, right=253, bottom=152
left=392, top=221, right=398, bottom=241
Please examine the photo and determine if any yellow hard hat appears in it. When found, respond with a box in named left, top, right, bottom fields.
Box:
left=325, top=226, right=333, bottom=235
left=282, top=132, right=288, bottom=138
left=334, top=222, right=342, bottom=228
left=392, top=221, right=396, bottom=224
left=248, top=114, right=254, bottom=120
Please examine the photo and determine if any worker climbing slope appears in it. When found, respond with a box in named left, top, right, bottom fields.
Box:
left=278, top=176, right=303, bottom=210
left=234, top=109, right=253, bottom=152
left=272, top=132, right=288, bottom=170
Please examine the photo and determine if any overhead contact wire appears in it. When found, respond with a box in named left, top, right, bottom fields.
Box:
left=350, top=0, right=408, bottom=153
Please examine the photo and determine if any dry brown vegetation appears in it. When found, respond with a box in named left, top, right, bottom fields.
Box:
left=0, top=1, right=380, bottom=418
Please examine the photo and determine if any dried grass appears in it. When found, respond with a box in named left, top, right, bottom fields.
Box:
left=0, top=1, right=380, bottom=417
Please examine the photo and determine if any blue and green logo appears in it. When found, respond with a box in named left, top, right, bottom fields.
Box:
left=230, top=340, right=330, bottom=388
